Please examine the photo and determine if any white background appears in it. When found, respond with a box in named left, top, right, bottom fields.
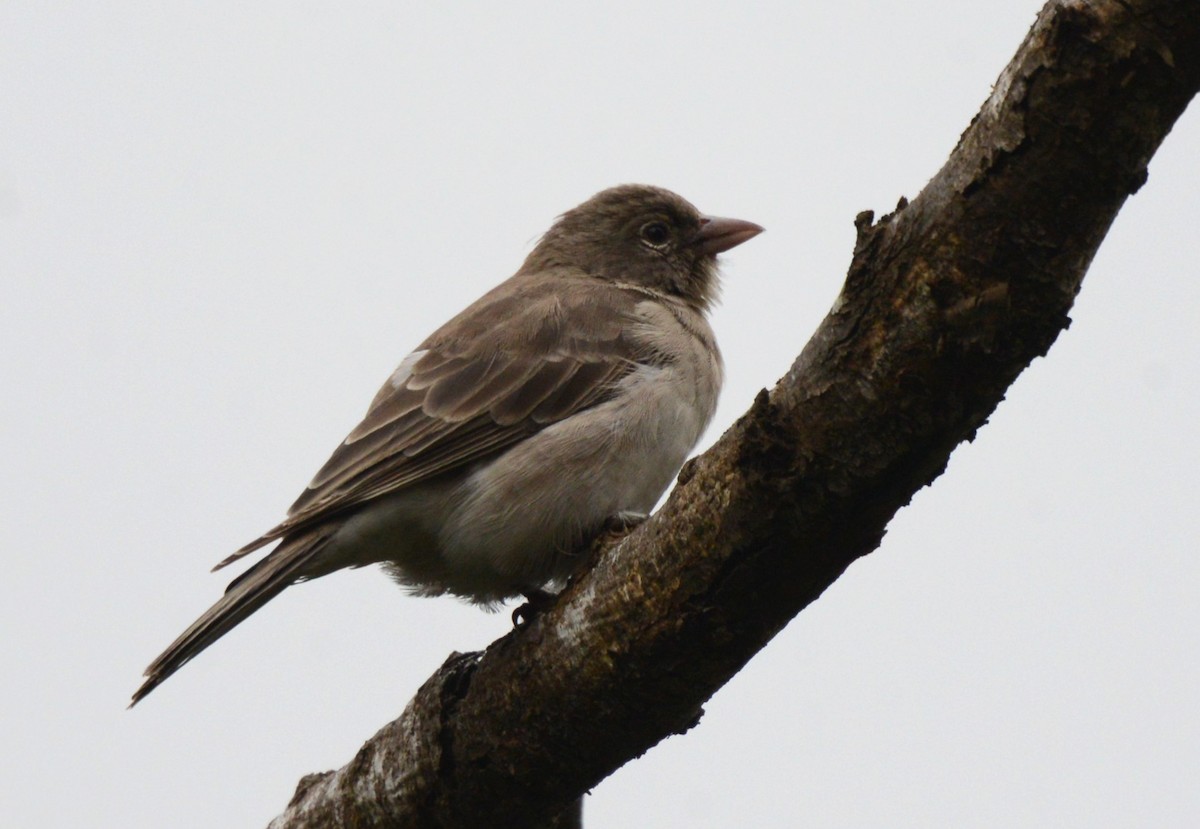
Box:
left=3, top=3, right=1198, bottom=827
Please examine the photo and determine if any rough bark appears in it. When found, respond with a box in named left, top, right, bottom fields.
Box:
left=270, top=2, right=1200, bottom=826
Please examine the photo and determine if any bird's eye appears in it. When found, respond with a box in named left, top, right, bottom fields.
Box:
left=640, top=221, right=671, bottom=248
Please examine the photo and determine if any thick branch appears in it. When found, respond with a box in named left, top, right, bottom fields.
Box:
left=271, top=2, right=1200, bottom=826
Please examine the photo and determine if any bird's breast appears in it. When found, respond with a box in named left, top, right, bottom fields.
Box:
left=431, top=308, right=721, bottom=598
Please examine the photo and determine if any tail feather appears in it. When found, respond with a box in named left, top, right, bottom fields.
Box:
left=130, top=529, right=335, bottom=706
left=211, top=529, right=283, bottom=572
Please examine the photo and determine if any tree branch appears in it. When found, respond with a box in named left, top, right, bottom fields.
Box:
left=270, top=2, right=1200, bottom=826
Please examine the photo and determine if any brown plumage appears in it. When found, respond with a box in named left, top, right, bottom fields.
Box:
left=131, top=184, right=761, bottom=706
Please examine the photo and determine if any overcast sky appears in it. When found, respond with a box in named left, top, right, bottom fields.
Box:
left=3, top=2, right=1198, bottom=827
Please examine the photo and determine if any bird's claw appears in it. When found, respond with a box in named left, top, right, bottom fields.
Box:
left=512, top=589, right=557, bottom=627
left=509, top=514, right=646, bottom=628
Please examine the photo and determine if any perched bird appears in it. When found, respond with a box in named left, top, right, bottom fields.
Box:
left=131, top=184, right=762, bottom=705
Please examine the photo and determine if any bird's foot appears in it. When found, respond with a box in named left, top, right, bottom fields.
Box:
left=601, top=510, right=648, bottom=536
left=509, top=514, right=647, bottom=628
left=512, top=588, right=558, bottom=628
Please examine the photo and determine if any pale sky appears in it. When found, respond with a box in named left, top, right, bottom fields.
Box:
left=3, top=3, right=1198, bottom=827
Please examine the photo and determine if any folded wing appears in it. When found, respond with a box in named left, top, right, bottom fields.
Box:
left=214, top=273, right=646, bottom=570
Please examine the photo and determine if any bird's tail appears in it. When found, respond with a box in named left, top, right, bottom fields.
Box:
left=130, top=528, right=335, bottom=706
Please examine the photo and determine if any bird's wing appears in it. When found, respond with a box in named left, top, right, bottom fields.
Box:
left=214, top=273, right=648, bottom=570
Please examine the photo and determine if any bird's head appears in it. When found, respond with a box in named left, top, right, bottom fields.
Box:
left=522, top=184, right=763, bottom=312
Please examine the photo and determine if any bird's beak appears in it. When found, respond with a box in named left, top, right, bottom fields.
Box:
left=693, top=215, right=764, bottom=256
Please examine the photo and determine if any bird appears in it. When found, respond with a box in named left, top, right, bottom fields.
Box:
left=131, top=184, right=762, bottom=706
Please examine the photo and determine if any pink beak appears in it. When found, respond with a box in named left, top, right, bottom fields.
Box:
left=694, top=215, right=764, bottom=256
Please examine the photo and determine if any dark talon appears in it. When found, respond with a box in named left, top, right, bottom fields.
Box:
left=512, top=588, right=557, bottom=627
